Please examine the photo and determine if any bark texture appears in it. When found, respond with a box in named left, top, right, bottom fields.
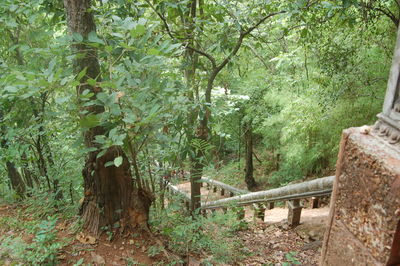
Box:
left=0, top=110, right=26, bottom=198
left=5, top=161, right=26, bottom=198
left=244, top=121, right=256, bottom=190
left=64, top=0, right=152, bottom=235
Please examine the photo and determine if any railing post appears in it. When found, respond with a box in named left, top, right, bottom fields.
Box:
left=255, top=204, right=266, bottom=221
left=213, top=186, right=217, bottom=193
left=229, top=191, right=234, bottom=197
left=268, top=202, right=275, bottom=210
left=310, top=197, right=319, bottom=209
left=206, top=183, right=210, bottom=190
left=288, top=199, right=302, bottom=227
left=220, top=188, right=225, bottom=196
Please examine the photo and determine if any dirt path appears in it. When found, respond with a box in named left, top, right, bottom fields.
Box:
left=175, top=181, right=330, bottom=265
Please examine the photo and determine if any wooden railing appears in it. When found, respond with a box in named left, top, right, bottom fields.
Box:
left=166, top=176, right=335, bottom=227
left=200, top=177, right=248, bottom=196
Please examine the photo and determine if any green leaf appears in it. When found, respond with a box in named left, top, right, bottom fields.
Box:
left=55, top=97, right=69, bottom=104
left=105, top=161, right=114, bottom=167
left=131, top=24, right=146, bottom=38
left=148, top=48, right=160, bottom=55
left=114, top=156, right=123, bottom=167
left=88, top=31, right=105, bottom=45
left=96, top=149, right=107, bottom=159
left=72, top=32, right=83, bottom=42
left=77, top=68, right=87, bottom=81
left=87, top=78, right=97, bottom=87
left=80, top=115, right=100, bottom=128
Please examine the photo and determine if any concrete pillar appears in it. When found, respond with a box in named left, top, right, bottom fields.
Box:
left=288, top=199, right=302, bottom=227
left=310, top=197, right=319, bottom=209
left=255, top=204, right=266, bottom=221
left=268, top=202, right=275, bottom=210
left=321, top=128, right=400, bottom=265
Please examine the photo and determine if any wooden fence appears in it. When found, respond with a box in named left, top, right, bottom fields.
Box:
left=166, top=176, right=334, bottom=226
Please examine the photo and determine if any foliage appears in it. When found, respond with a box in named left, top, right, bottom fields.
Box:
left=150, top=199, right=246, bottom=264
left=0, top=0, right=397, bottom=263
left=0, top=215, right=66, bottom=265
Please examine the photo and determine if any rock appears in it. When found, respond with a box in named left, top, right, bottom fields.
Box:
left=90, top=252, right=105, bottom=265
left=76, top=232, right=96, bottom=245
left=301, top=240, right=322, bottom=251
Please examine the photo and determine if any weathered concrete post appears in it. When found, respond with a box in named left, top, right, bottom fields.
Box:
left=255, top=203, right=266, bottom=221
left=268, top=202, right=275, bottom=210
left=288, top=199, right=302, bottom=227
left=310, top=197, right=319, bottom=209
left=321, top=27, right=400, bottom=265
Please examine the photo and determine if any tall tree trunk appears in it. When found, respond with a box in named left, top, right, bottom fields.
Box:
left=64, top=0, right=152, bottom=235
left=5, top=161, right=26, bottom=198
left=0, top=111, right=26, bottom=198
left=184, top=0, right=203, bottom=213
left=244, top=121, right=256, bottom=190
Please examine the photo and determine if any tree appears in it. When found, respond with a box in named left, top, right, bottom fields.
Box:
left=63, top=0, right=152, bottom=234
left=244, top=120, right=256, bottom=190
left=145, top=0, right=286, bottom=212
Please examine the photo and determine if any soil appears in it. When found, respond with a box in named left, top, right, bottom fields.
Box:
left=174, top=181, right=330, bottom=266
left=0, top=204, right=170, bottom=266
left=0, top=193, right=329, bottom=265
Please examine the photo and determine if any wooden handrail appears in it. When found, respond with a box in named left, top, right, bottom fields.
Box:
left=200, top=176, right=334, bottom=209
left=166, top=183, right=191, bottom=201
left=165, top=175, right=335, bottom=227
left=199, top=177, right=248, bottom=195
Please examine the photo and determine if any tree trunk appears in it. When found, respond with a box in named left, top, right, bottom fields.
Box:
left=0, top=111, right=26, bottom=198
left=244, top=121, right=257, bottom=190
left=184, top=0, right=203, bottom=213
left=5, top=161, right=26, bottom=198
left=64, top=0, right=152, bottom=235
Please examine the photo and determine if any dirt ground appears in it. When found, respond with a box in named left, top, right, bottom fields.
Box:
left=0, top=197, right=329, bottom=266
left=0, top=205, right=168, bottom=265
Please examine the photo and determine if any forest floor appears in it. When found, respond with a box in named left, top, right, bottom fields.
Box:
left=0, top=202, right=328, bottom=265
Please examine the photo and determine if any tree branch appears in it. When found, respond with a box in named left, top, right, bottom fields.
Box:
left=374, top=6, right=399, bottom=26
left=186, top=45, right=216, bottom=68
left=143, top=0, right=175, bottom=39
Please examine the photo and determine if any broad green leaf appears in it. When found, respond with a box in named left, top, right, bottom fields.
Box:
left=114, top=156, right=123, bottom=167
left=72, top=32, right=83, bottom=42
left=77, top=68, right=87, bottom=81
left=87, top=78, right=97, bottom=87
left=131, top=24, right=146, bottom=38
left=105, top=161, right=114, bottom=167
left=148, top=48, right=160, bottom=55
left=88, top=31, right=105, bottom=45
left=80, top=115, right=100, bottom=128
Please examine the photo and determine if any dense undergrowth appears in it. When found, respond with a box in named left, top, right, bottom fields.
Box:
left=0, top=191, right=249, bottom=265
